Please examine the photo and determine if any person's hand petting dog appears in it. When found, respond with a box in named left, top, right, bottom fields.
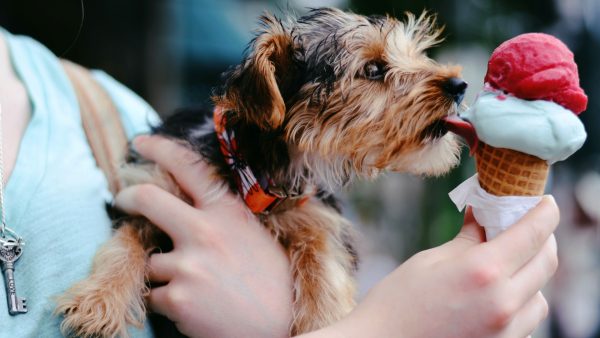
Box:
left=117, top=136, right=558, bottom=338
left=115, top=135, right=293, bottom=338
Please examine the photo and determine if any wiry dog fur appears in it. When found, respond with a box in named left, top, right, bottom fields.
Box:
left=56, top=7, right=464, bottom=337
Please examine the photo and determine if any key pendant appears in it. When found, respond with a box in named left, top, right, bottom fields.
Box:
left=0, top=240, right=27, bottom=315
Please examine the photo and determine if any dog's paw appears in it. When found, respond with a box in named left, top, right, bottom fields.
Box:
left=54, top=279, right=146, bottom=338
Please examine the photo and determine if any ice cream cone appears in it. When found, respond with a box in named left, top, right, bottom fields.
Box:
left=448, top=33, right=587, bottom=241
left=475, top=142, right=549, bottom=197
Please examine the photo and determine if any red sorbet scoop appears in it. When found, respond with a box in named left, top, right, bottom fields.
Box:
left=485, top=33, right=588, bottom=114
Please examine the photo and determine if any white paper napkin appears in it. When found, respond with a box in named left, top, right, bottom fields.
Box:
left=449, top=174, right=542, bottom=240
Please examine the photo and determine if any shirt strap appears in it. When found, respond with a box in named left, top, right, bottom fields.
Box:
left=61, top=60, right=127, bottom=196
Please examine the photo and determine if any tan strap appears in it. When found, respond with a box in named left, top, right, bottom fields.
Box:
left=61, top=60, right=128, bottom=196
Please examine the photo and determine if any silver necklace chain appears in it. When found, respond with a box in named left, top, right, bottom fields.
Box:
left=0, top=103, right=24, bottom=248
left=0, top=103, right=7, bottom=232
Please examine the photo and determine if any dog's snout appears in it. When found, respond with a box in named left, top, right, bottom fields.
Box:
left=443, top=77, right=468, bottom=104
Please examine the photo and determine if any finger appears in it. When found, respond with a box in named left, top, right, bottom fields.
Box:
left=147, top=285, right=171, bottom=317
left=115, top=184, right=204, bottom=245
left=133, top=135, right=220, bottom=206
left=445, top=207, right=486, bottom=252
left=148, top=253, right=178, bottom=283
left=457, top=207, right=486, bottom=244
left=509, top=235, right=558, bottom=308
left=502, top=291, right=548, bottom=338
left=485, top=195, right=559, bottom=274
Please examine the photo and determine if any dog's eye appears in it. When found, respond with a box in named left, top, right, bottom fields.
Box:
left=364, top=61, right=385, bottom=80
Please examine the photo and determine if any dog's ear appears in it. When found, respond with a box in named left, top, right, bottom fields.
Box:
left=221, top=14, right=294, bottom=130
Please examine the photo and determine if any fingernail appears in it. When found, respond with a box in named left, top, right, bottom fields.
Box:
left=542, top=194, right=556, bottom=204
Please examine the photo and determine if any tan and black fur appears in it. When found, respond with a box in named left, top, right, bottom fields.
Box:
left=56, top=8, right=466, bottom=337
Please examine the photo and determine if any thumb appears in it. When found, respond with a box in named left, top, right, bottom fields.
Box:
left=453, top=207, right=486, bottom=247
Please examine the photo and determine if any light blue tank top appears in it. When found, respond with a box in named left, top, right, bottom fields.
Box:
left=0, top=28, right=160, bottom=337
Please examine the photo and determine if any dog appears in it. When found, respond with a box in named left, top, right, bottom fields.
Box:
left=56, top=7, right=466, bottom=337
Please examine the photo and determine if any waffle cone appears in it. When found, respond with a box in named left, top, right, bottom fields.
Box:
left=475, top=143, right=549, bottom=196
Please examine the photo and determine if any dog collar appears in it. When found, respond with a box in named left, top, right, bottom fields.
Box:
left=213, top=106, right=307, bottom=214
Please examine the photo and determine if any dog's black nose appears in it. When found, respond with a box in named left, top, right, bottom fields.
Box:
left=443, top=77, right=468, bottom=104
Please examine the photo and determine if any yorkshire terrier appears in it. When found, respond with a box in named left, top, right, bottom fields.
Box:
left=56, top=7, right=466, bottom=337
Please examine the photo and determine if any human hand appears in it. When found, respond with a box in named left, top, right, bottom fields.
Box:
left=115, top=135, right=293, bottom=338
left=301, top=197, right=559, bottom=338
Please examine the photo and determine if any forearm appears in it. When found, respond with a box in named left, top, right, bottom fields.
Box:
left=294, top=311, right=379, bottom=338
left=294, top=322, right=349, bottom=338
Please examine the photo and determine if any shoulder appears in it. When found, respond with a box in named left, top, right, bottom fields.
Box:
left=91, top=70, right=162, bottom=139
left=2, top=27, right=161, bottom=139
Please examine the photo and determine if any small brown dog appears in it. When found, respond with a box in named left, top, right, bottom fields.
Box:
left=56, top=7, right=466, bottom=337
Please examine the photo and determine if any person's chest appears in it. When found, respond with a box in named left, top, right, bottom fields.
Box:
left=0, top=33, right=31, bottom=186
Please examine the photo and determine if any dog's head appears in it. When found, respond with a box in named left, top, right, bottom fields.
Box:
left=216, top=8, right=465, bottom=190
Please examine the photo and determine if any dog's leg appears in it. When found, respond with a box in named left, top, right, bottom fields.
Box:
left=55, top=218, right=158, bottom=338
left=271, top=202, right=357, bottom=335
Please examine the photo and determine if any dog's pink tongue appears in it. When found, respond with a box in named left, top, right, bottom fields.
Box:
left=443, top=115, right=479, bottom=154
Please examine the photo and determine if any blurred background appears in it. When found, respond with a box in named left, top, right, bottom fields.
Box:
left=1, top=0, right=598, bottom=337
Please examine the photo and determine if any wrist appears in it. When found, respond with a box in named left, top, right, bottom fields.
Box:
left=293, top=323, right=345, bottom=338
left=293, top=310, right=377, bottom=338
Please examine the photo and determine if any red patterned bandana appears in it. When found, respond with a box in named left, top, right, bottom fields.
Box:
left=214, top=106, right=285, bottom=214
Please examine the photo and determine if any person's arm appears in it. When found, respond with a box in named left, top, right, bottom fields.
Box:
left=299, top=200, right=557, bottom=338
left=116, top=135, right=558, bottom=338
